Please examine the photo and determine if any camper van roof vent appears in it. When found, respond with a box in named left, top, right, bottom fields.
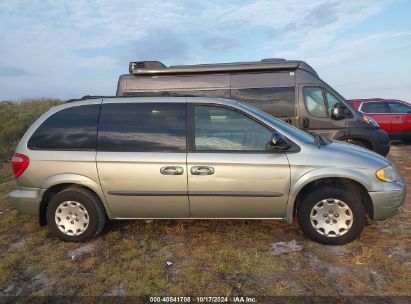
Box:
left=129, top=61, right=166, bottom=73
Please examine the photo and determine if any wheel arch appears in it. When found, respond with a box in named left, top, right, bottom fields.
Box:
left=38, top=174, right=112, bottom=226
left=284, top=171, right=374, bottom=224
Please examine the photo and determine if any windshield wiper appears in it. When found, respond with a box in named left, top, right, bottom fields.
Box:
left=308, top=131, right=321, bottom=148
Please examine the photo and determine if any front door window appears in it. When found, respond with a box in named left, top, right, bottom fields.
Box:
left=387, top=102, right=411, bottom=114
left=303, top=87, right=327, bottom=118
left=325, top=91, right=342, bottom=116
left=194, top=105, right=272, bottom=151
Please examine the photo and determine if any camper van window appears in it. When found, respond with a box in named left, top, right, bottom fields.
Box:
left=325, top=90, right=343, bottom=116
left=231, top=87, right=295, bottom=118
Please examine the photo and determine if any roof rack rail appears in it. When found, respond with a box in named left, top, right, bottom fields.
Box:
left=65, top=95, right=115, bottom=103
left=260, top=58, right=286, bottom=62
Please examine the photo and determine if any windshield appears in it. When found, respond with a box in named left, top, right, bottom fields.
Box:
left=239, top=103, right=316, bottom=144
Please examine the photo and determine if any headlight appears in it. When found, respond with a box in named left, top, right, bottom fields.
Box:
left=376, top=165, right=399, bottom=182
left=363, top=115, right=379, bottom=128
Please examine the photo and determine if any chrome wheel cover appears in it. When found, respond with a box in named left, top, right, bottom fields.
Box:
left=55, top=201, right=89, bottom=236
left=310, top=198, right=353, bottom=237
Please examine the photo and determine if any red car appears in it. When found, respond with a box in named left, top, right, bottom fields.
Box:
left=348, top=98, right=411, bottom=141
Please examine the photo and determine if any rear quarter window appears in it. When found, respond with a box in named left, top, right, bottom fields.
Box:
left=27, top=104, right=100, bottom=150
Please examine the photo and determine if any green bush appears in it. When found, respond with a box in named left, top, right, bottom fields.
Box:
left=0, top=99, right=61, bottom=161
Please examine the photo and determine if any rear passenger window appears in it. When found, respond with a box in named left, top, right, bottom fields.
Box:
left=98, top=103, right=186, bottom=152
left=28, top=105, right=100, bottom=150
left=361, top=103, right=387, bottom=113
left=231, top=87, right=295, bottom=118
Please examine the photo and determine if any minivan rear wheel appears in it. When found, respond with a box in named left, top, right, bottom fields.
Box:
left=297, top=186, right=366, bottom=245
left=46, top=187, right=106, bottom=242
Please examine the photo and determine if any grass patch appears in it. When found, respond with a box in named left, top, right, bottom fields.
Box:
left=0, top=99, right=61, bottom=162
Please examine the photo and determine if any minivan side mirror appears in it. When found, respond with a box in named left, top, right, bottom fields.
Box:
left=331, top=103, right=349, bottom=120
left=266, top=132, right=291, bottom=151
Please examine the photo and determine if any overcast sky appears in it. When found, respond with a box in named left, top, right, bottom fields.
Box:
left=0, top=0, right=410, bottom=101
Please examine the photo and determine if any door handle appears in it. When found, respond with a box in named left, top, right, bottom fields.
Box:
left=160, top=166, right=184, bottom=175
left=393, top=116, right=400, bottom=119
left=190, top=166, right=215, bottom=175
left=303, top=117, right=310, bottom=129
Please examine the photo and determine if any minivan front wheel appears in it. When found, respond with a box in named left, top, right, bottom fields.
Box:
left=46, top=187, right=106, bottom=242
left=297, top=187, right=366, bottom=245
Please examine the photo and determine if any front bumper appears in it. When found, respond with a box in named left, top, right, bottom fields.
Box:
left=369, top=181, right=406, bottom=220
left=9, top=187, right=45, bottom=216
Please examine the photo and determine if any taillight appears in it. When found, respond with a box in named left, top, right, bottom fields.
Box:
left=11, top=153, right=30, bottom=179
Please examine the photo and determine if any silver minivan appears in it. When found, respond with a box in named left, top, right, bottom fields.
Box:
left=9, top=97, right=406, bottom=244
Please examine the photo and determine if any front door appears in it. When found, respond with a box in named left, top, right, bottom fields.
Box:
left=96, top=101, right=190, bottom=218
left=299, top=85, right=349, bottom=139
left=187, top=103, right=290, bottom=218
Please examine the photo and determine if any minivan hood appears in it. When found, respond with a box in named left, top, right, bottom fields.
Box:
left=325, top=140, right=390, bottom=168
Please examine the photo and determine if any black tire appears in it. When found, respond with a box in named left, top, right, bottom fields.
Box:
left=297, top=186, right=366, bottom=245
left=46, top=187, right=106, bottom=242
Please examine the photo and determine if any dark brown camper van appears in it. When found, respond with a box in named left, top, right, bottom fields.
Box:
left=116, top=59, right=390, bottom=156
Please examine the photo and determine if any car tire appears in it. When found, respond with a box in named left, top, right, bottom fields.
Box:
left=297, top=186, right=366, bottom=245
left=46, top=187, right=106, bottom=242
